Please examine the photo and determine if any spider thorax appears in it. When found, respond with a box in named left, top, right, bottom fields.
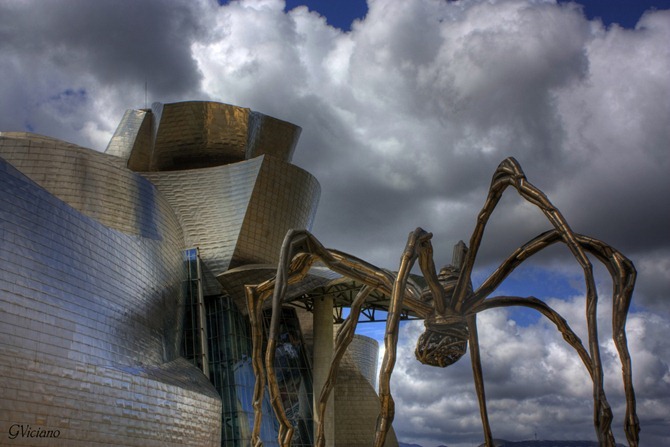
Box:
left=414, top=265, right=470, bottom=368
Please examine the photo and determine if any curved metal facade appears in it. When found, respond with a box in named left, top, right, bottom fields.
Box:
left=1, top=100, right=384, bottom=447
left=142, top=156, right=320, bottom=296
left=0, top=134, right=221, bottom=446
left=106, top=101, right=302, bottom=171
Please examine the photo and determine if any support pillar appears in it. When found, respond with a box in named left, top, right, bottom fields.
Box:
left=312, top=296, right=334, bottom=446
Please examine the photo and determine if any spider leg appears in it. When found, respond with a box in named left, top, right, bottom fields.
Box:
left=314, top=285, right=375, bottom=447
left=473, top=296, right=593, bottom=375
left=246, top=242, right=323, bottom=446
left=454, top=158, right=594, bottom=313
left=466, top=314, right=494, bottom=447
left=255, top=229, right=428, bottom=447
left=416, top=229, right=448, bottom=314
left=246, top=283, right=271, bottom=447
left=470, top=229, right=639, bottom=446
left=246, top=232, right=329, bottom=446
left=453, top=158, right=612, bottom=445
left=374, top=228, right=436, bottom=447
left=473, top=294, right=617, bottom=445
left=579, top=236, right=638, bottom=447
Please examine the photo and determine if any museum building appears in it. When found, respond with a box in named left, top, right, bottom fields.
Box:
left=0, top=101, right=396, bottom=446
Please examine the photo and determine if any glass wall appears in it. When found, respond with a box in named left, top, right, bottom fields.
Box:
left=206, top=294, right=280, bottom=447
left=262, top=307, right=314, bottom=447
left=189, top=244, right=314, bottom=447
left=182, top=248, right=206, bottom=372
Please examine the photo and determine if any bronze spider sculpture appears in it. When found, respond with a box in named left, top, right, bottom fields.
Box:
left=245, top=157, right=638, bottom=447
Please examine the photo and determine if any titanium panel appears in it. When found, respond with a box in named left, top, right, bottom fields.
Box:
left=0, top=132, right=181, bottom=239
left=105, top=101, right=302, bottom=172
left=333, top=352, right=399, bottom=447
left=151, top=101, right=251, bottom=170
left=143, top=155, right=320, bottom=296
left=247, top=111, right=301, bottom=162
left=344, top=335, right=379, bottom=388
left=105, top=108, right=153, bottom=168
left=142, top=158, right=263, bottom=296
left=0, top=152, right=221, bottom=445
left=230, top=155, right=320, bottom=269
left=1, top=100, right=326, bottom=447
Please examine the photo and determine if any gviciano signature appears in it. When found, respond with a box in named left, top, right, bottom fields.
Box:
left=8, top=424, right=61, bottom=440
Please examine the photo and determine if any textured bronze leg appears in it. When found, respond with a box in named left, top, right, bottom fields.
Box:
left=466, top=314, right=494, bottom=447
left=475, top=297, right=592, bottom=376
left=584, top=238, right=639, bottom=447
left=253, top=229, right=427, bottom=447
left=452, top=158, right=612, bottom=445
left=472, top=229, right=638, bottom=446
left=374, top=229, right=437, bottom=447
left=245, top=284, right=271, bottom=447
left=248, top=155, right=637, bottom=447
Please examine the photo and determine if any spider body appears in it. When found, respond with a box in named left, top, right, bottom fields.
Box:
left=245, top=157, right=639, bottom=447
left=415, top=264, right=471, bottom=368
left=415, top=313, right=469, bottom=367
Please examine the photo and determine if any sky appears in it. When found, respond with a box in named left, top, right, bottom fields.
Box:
left=0, top=0, right=668, bottom=446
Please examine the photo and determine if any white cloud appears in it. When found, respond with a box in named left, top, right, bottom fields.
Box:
left=387, top=300, right=670, bottom=447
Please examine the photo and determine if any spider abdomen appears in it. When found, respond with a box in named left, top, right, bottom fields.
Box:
left=415, top=316, right=469, bottom=368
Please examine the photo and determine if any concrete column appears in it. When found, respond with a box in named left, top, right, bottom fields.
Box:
left=312, top=296, right=334, bottom=446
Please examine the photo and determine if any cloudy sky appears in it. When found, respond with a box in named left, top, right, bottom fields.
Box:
left=1, top=0, right=668, bottom=446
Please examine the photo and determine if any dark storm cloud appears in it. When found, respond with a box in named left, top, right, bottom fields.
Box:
left=0, top=0, right=204, bottom=96
left=0, top=0, right=208, bottom=148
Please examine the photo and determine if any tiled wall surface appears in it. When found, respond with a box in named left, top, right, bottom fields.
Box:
left=143, top=155, right=320, bottom=295
left=230, top=155, right=320, bottom=269
left=334, top=353, right=399, bottom=447
left=141, top=158, right=263, bottom=296
left=0, top=144, right=221, bottom=445
left=0, top=133, right=182, bottom=240
left=151, top=102, right=251, bottom=170
left=105, top=101, right=302, bottom=172
left=106, top=109, right=153, bottom=168
left=345, top=335, right=380, bottom=389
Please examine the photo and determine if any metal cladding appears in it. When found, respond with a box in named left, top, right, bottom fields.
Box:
left=106, top=101, right=302, bottom=171
left=0, top=100, right=326, bottom=446
left=0, top=133, right=221, bottom=446
left=1, top=100, right=385, bottom=447
left=143, top=156, right=320, bottom=296
left=332, top=335, right=399, bottom=447
left=109, top=101, right=320, bottom=296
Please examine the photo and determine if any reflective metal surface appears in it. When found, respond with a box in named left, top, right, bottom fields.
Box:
left=107, top=102, right=320, bottom=298
left=331, top=335, right=399, bottom=447
left=105, top=101, right=302, bottom=171
left=1, top=100, right=387, bottom=447
left=343, top=335, right=379, bottom=388
left=143, top=156, right=320, bottom=297
left=0, top=132, right=180, bottom=238
left=0, top=138, right=221, bottom=445
left=106, top=108, right=152, bottom=164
